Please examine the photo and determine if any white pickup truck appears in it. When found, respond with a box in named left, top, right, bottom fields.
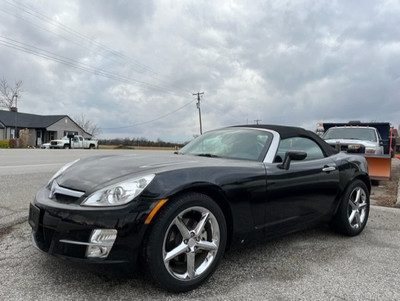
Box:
left=320, top=122, right=394, bottom=181
left=49, top=135, right=98, bottom=149
left=322, top=126, right=383, bottom=154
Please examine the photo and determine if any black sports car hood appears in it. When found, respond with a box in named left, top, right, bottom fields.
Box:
left=54, top=153, right=211, bottom=193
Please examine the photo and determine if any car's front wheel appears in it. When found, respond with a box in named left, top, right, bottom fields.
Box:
left=331, top=179, right=370, bottom=236
left=145, top=192, right=227, bottom=292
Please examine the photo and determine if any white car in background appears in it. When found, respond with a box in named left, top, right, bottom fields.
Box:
left=40, top=143, right=51, bottom=149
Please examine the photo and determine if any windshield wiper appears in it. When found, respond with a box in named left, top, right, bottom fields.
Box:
left=195, top=153, right=220, bottom=158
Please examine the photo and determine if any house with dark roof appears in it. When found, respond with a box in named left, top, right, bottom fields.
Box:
left=0, top=110, right=92, bottom=146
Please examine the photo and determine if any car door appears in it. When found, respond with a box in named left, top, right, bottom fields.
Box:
left=261, top=136, right=339, bottom=236
left=72, top=136, right=83, bottom=148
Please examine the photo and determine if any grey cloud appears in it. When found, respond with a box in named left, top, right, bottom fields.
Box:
left=78, top=0, right=155, bottom=28
left=0, top=0, right=399, bottom=142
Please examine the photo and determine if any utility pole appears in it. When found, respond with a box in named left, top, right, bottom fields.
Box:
left=254, top=119, right=261, bottom=125
left=12, top=92, right=18, bottom=138
left=193, top=92, right=204, bottom=135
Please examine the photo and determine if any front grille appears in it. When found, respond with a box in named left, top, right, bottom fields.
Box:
left=50, top=141, right=58, bottom=145
left=32, top=215, right=90, bottom=258
left=54, top=193, right=80, bottom=204
left=329, top=143, right=365, bottom=153
left=33, top=225, right=54, bottom=252
left=49, top=180, right=85, bottom=204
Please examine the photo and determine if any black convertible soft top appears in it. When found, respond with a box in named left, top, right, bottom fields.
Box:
left=234, top=124, right=337, bottom=156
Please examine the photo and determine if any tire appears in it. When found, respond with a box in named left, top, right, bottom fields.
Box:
left=331, top=180, right=370, bottom=236
left=63, top=144, right=70, bottom=149
left=145, top=192, right=227, bottom=292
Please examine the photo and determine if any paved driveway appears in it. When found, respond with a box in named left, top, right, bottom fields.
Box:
left=1, top=206, right=399, bottom=300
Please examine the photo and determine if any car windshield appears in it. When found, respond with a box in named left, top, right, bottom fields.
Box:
left=323, top=127, right=377, bottom=142
left=178, top=128, right=272, bottom=161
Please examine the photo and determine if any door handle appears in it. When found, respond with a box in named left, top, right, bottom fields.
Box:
left=322, top=166, right=336, bottom=172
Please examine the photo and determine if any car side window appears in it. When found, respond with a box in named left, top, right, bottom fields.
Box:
left=275, top=137, right=325, bottom=162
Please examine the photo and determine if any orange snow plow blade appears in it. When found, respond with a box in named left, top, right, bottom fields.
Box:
left=365, top=155, right=391, bottom=180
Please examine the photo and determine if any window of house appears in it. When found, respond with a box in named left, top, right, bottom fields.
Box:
left=10, top=128, right=18, bottom=139
left=64, top=131, right=78, bottom=137
left=49, top=132, right=55, bottom=140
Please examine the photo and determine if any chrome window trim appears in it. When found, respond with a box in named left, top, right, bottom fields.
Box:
left=262, top=130, right=280, bottom=163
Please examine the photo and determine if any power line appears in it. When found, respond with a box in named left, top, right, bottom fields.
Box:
left=1, top=0, right=192, bottom=95
left=102, top=99, right=196, bottom=130
left=0, top=35, right=186, bottom=97
left=0, top=35, right=197, bottom=130
left=0, top=0, right=201, bottom=130
left=4, top=0, right=155, bottom=74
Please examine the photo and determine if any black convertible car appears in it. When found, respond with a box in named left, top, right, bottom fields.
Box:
left=29, top=125, right=370, bottom=292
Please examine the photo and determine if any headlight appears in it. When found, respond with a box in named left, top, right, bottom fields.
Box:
left=81, top=174, right=155, bottom=207
left=348, top=144, right=361, bottom=151
left=347, top=144, right=366, bottom=153
left=48, top=159, right=80, bottom=185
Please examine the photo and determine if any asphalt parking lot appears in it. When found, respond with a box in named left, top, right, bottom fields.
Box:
left=1, top=149, right=400, bottom=300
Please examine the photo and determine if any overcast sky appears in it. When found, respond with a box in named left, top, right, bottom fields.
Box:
left=1, top=0, right=399, bottom=142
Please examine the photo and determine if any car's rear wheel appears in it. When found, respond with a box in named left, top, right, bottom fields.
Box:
left=145, top=192, right=227, bottom=292
left=331, top=180, right=369, bottom=236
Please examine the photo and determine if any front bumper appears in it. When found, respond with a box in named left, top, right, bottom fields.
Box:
left=29, top=186, right=152, bottom=267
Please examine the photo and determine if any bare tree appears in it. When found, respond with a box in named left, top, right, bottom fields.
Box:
left=0, top=78, right=23, bottom=110
left=74, top=113, right=102, bottom=138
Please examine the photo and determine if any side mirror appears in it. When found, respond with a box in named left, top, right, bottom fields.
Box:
left=278, top=151, right=307, bottom=170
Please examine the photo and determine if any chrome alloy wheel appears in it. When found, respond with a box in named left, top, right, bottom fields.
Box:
left=347, top=186, right=368, bottom=229
left=162, top=206, right=221, bottom=281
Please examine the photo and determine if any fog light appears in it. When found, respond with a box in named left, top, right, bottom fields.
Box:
left=85, top=229, right=117, bottom=259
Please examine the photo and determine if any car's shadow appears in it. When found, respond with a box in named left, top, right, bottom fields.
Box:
left=35, top=224, right=360, bottom=297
